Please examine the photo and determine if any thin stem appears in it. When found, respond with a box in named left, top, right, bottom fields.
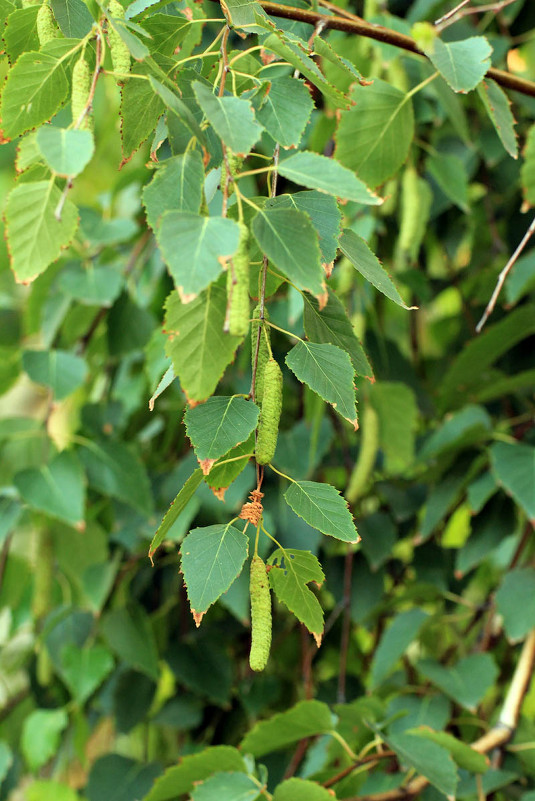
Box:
left=265, top=319, right=305, bottom=342
left=476, top=214, right=535, bottom=332
left=434, top=0, right=470, bottom=26
left=436, top=0, right=519, bottom=31
left=267, top=463, right=296, bottom=483
left=329, top=730, right=358, bottom=761
left=260, top=522, right=285, bottom=550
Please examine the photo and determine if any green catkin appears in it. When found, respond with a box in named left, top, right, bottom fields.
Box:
left=226, top=222, right=250, bottom=337
left=37, top=3, right=59, bottom=46
left=251, top=304, right=270, bottom=403
left=107, top=0, right=130, bottom=82
left=249, top=555, right=272, bottom=672
left=255, top=357, right=282, bottom=465
left=71, top=55, right=93, bottom=131
left=220, top=153, right=244, bottom=197
left=345, top=403, right=379, bottom=504
left=398, top=165, right=432, bottom=262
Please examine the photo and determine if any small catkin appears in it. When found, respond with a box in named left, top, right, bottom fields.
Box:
left=251, top=304, right=270, bottom=403
left=71, top=55, right=92, bottom=131
left=220, top=152, right=244, bottom=197
left=398, top=165, right=421, bottom=256
left=107, top=0, right=130, bottom=82
left=249, top=555, right=272, bottom=672
left=37, top=3, right=59, bottom=46
left=227, top=222, right=250, bottom=337
left=255, top=357, right=282, bottom=466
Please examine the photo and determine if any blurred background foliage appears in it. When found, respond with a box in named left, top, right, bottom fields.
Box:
left=1, top=0, right=535, bottom=799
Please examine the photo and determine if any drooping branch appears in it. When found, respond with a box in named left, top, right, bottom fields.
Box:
left=343, top=628, right=535, bottom=801
left=256, top=1, right=535, bottom=99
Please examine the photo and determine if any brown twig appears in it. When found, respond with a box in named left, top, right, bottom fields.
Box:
left=476, top=214, right=535, bottom=332
left=343, top=629, right=535, bottom=801
left=255, top=2, right=535, bottom=98
left=436, top=0, right=520, bottom=31
left=435, top=0, right=470, bottom=26
left=323, top=750, right=396, bottom=788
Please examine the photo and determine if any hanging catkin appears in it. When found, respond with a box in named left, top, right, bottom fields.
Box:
left=255, top=357, right=282, bottom=466
left=251, top=304, right=270, bottom=403
left=249, top=555, right=272, bottom=671
left=226, top=222, right=250, bottom=337
left=71, top=55, right=93, bottom=131
left=107, top=0, right=130, bottom=82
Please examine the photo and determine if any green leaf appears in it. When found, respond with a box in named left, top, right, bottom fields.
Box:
left=370, top=382, right=418, bottom=473
left=266, top=193, right=340, bottom=267
left=50, top=0, right=94, bottom=37
left=59, top=643, right=115, bottom=704
left=87, top=756, right=161, bottom=801
left=425, top=35, right=492, bottom=93
left=148, top=76, right=206, bottom=145
left=273, top=778, right=335, bottom=801
left=21, top=708, right=68, bottom=771
left=185, top=396, right=259, bottom=471
left=371, top=609, right=428, bottom=687
left=496, top=568, right=535, bottom=641
left=251, top=207, right=324, bottom=295
left=240, top=700, right=333, bottom=757
left=335, top=79, right=414, bottom=187
left=222, top=0, right=269, bottom=31
left=5, top=180, right=79, bottom=283
left=490, top=441, right=535, bottom=519
left=285, top=341, right=357, bottom=427
left=120, top=62, right=164, bottom=160
left=58, top=264, right=123, bottom=307
left=157, top=213, right=241, bottom=297
left=255, top=76, right=314, bottom=149
left=408, top=729, right=488, bottom=774
left=262, top=33, right=345, bottom=107
left=27, top=781, right=79, bottom=801
left=268, top=549, right=324, bottom=643
left=284, top=480, right=359, bottom=543
left=278, top=151, right=380, bottom=205
left=205, top=434, right=254, bottom=492
left=477, top=79, right=518, bottom=159
left=142, top=150, right=204, bottom=230
left=0, top=742, right=13, bottom=787
left=3, top=6, right=39, bottom=63
left=78, top=438, right=153, bottom=516
left=303, top=289, right=373, bottom=378
left=191, top=773, right=260, bottom=801
left=439, top=304, right=535, bottom=409
left=100, top=605, right=160, bottom=681
left=180, top=522, right=249, bottom=617
left=14, top=451, right=85, bottom=527
left=505, top=250, right=535, bottom=304
left=35, top=126, right=94, bottom=177
left=426, top=152, right=469, bottom=212
left=164, top=285, right=244, bottom=402
left=383, top=731, right=458, bottom=795
left=143, top=747, right=247, bottom=801
left=340, top=229, right=415, bottom=309
left=0, top=52, right=69, bottom=140
left=22, top=348, right=87, bottom=399
left=149, top=468, right=203, bottom=560
left=420, top=405, right=492, bottom=460
left=522, top=124, right=535, bottom=206
left=193, top=81, right=263, bottom=156
left=417, top=654, right=498, bottom=711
